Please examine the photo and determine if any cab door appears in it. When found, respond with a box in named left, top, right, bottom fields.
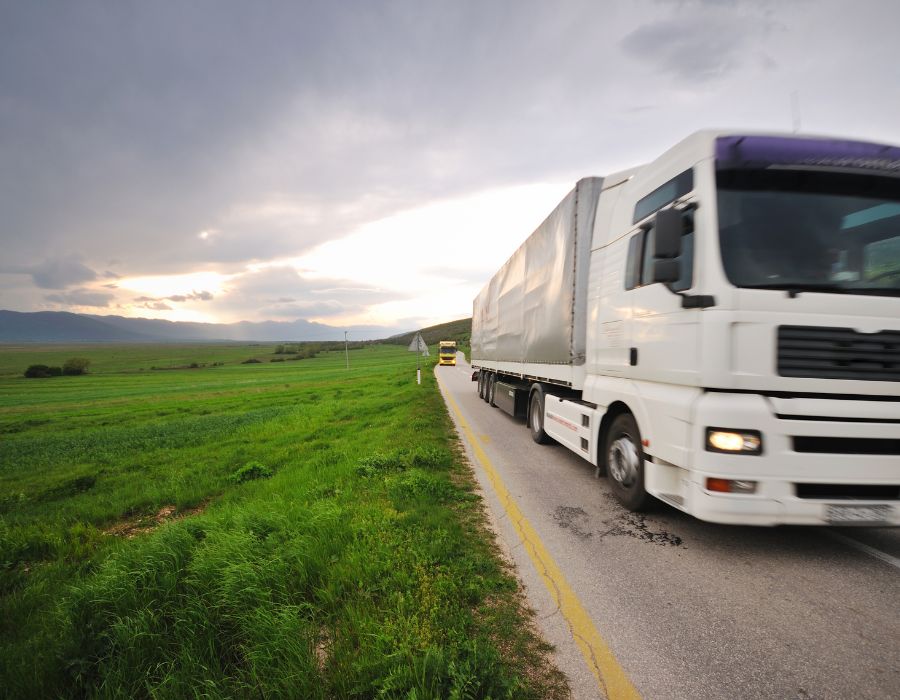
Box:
left=627, top=204, right=701, bottom=387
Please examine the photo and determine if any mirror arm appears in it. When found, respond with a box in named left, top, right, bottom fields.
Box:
left=663, top=282, right=716, bottom=309
left=679, top=293, right=716, bottom=308
left=658, top=282, right=716, bottom=308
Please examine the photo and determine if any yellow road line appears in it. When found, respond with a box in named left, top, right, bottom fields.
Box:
left=439, top=381, right=641, bottom=700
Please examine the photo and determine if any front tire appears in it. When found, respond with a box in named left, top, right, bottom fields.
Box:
left=529, top=391, right=551, bottom=444
left=605, top=413, right=651, bottom=511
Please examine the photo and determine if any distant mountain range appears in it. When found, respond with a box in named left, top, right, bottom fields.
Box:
left=0, top=310, right=397, bottom=343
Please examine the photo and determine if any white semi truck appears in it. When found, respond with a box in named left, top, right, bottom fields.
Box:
left=471, top=131, right=900, bottom=526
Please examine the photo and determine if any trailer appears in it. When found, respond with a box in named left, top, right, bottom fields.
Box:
left=472, top=131, right=900, bottom=526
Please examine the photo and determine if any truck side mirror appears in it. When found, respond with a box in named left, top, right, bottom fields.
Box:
left=653, top=259, right=680, bottom=284
left=653, top=208, right=683, bottom=259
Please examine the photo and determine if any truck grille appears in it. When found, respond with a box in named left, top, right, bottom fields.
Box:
left=795, top=483, right=900, bottom=500
left=793, top=436, right=900, bottom=455
left=777, top=326, right=900, bottom=381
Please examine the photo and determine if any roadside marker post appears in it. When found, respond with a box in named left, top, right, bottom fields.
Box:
left=407, top=332, right=429, bottom=384
left=344, top=330, right=350, bottom=370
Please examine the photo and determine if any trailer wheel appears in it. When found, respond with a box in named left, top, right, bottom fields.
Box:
left=529, top=391, right=551, bottom=444
left=605, top=413, right=651, bottom=511
left=487, top=373, right=497, bottom=406
left=477, top=371, right=485, bottom=399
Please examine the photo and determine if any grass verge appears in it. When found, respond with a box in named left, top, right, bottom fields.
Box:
left=0, top=343, right=567, bottom=698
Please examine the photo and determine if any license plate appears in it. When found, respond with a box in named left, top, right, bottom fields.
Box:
left=825, top=504, right=893, bottom=524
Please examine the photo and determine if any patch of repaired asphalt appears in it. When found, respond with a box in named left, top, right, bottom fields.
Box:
left=553, top=503, right=685, bottom=547
left=552, top=505, right=594, bottom=540
left=598, top=510, right=685, bottom=547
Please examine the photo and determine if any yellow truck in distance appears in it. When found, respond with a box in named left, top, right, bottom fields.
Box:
left=438, top=341, right=457, bottom=366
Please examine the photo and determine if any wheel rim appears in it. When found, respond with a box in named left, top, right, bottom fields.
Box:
left=608, top=435, right=639, bottom=488
left=532, top=397, right=541, bottom=432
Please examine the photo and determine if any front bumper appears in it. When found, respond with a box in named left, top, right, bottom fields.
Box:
left=646, top=391, right=900, bottom=526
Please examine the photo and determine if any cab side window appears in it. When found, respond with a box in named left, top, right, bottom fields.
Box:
left=633, top=169, right=693, bottom=224
left=640, top=227, right=657, bottom=287
left=624, top=210, right=694, bottom=291
left=624, top=233, right=643, bottom=289
left=672, top=223, right=694, bottom=292
left=625, top=168, right=695, bottom=292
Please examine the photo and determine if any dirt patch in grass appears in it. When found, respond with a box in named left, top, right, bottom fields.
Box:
left=104, top=502, right=208, bottom=539
left=314, top=626, right=332, bottom=674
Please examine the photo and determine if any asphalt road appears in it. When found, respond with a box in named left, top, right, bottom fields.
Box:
left=436, top=354, right=900, bottom=700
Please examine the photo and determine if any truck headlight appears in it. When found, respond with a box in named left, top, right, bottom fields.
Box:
left=706, top=428, right=763, bottom=455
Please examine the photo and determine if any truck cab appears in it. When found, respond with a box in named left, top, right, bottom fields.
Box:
left=439, top=340, right=458, bottom=366
left=585, top=132, right=900, bottom=525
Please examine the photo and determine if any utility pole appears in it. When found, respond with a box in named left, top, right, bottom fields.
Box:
left=344, top=330, right=349, bottom=370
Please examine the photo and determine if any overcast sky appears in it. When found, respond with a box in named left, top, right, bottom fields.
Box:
left=2, top=0, right=899, bottom=333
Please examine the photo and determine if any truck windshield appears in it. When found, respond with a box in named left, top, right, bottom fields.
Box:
left=717, top=169, right=900, bottom=296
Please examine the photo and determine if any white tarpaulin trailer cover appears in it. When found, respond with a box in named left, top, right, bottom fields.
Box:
left=471, top=177, right=603, bottom=371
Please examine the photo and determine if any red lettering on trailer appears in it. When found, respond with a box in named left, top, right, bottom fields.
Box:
left=548, top=413, right=579, bottom=432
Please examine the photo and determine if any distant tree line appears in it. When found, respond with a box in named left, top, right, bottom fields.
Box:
left=272, top=340, right=375, bottom=358
left=24, top=358, right=91, bottom=378
left=273, top=343, right=321, bottom=358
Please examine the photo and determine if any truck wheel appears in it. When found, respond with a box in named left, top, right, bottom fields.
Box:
left=477, top=371, right=485, bottom=399
left=605, top=413, right=651, bottom=511
left=529, top=391, right=551, bottom=444
left=487, top=374, right=497, bottom=406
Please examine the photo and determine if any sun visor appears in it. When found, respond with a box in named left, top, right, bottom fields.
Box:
left=715, top=135, right=900, bottom=176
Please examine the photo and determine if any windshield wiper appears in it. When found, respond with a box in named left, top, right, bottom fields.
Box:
left=742, top=283, right=900, bottom=297
left=743, top=283, right=852, bottom=294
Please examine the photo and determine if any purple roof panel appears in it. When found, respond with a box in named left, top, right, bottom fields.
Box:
left=716, top=135, right=900, bottom=174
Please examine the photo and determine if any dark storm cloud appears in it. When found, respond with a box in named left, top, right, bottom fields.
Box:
left=0, top=257, right=99, bottom=289
left=0, top=1, right=344, bottom=274
left=134, top=291, right=214, bottom=303
left=44, top=288, right=114, bottom=307
left=0, top=0, right=634, bottom=285
left=137, top=301, right=173, bottom=311
left=621, top=11, right=773, bottom=82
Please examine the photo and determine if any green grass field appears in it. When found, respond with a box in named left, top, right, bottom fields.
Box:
left=0, top=343, right=566, bottom=699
